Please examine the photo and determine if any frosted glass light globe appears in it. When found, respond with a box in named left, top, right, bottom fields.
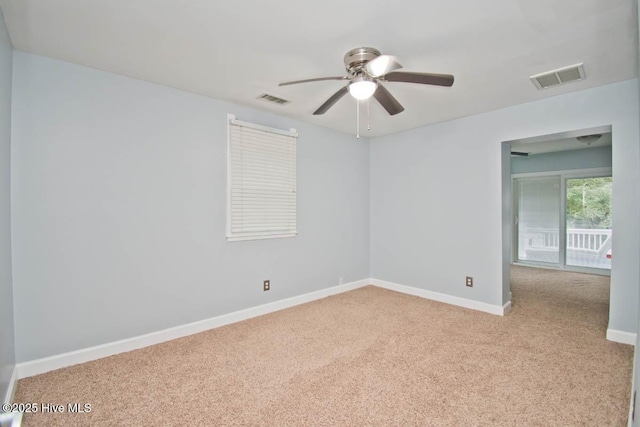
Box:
left=349, top=79, right=377, bottom=100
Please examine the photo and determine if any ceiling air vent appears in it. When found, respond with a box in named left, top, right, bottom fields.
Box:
left=257, top=93, right=290, bottom=105
left=530, top=63, right=585, bottom=90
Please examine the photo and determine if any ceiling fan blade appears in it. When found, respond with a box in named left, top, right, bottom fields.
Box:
left=373, top=83, right=405, bottom=116
left=313, top=86, right=349, bottom=115
left=383, top=71, right=454, bottom=87
left=365, top=55, right=402, bottom=77
left=279, top=76, right=348, bottom=86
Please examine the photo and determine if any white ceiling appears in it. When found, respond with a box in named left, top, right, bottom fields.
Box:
left=0, top=0, right=637, bottom=136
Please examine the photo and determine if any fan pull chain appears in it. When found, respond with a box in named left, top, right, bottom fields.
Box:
left=367, top=98, right=371, bottom=131
left=356, top=100, right=360, bottom=139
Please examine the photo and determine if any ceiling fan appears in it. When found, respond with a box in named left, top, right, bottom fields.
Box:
left=279, top=47, right=454, bottom=116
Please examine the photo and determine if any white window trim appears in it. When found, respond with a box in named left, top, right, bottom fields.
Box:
left=226, top=114, right=298, bottom=242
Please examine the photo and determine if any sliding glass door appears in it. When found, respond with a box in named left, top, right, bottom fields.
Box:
left=514, top=171, right=612, bottom=273
left=515, top=177, right=561, bottom=265
left=565, top=177, right=612, bottom=270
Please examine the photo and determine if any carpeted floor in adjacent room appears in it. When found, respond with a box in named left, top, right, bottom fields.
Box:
left=13, top=266, right=634, bottom=426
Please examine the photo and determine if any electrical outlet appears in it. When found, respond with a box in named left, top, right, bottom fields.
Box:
left=466, top=276, right=473, bottom=287
left=263, top=280, right=270, bottom=291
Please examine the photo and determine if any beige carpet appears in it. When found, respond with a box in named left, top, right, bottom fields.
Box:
left=14, top=266, right=634, bottom=426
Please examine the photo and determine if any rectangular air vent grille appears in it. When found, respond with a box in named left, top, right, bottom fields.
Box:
left=530, top=63, right=585, bottom=90
left=257, top=93, right=290, bottom=105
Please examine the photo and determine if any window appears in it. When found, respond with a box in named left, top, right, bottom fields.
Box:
left=226, top=114, right=297, bottom=241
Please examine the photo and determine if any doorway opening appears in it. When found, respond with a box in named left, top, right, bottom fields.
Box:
left=500, top=125, right=613, bottom=307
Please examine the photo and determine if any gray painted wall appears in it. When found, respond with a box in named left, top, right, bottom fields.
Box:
left=511, top=146, right=612, bottom=174
left=11, top=52, right=370, bottom=362
left=0, top=8, right=13, bottom=402
left=370, top=80, right=640, bottom=335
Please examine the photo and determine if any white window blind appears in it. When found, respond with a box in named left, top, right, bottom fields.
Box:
left=227, top=115, right=297, bottom=241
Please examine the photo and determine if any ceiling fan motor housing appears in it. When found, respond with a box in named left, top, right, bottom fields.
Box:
left=344, top=47, right=381, bottom=74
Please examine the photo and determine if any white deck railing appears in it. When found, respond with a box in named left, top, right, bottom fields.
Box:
left=567, top=229, right=611, bottom=254
left=521, top=228, right=612, bottom=255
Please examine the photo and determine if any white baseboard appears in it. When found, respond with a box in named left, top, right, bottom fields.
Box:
left=502, top=300, right=512, bottom=315
left=372, top=278, right=508, bottom=316
left=3, top=366, right=17, bottom=403
left=606, top=328, right=637, bottom=346
left=16, top=278, right=513, bottom=379
left=17, top=279, right=370, bottom=379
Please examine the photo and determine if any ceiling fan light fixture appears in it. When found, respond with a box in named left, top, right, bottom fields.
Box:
left=349, top=78, right=377, bottom=100
left=279, top=47, right=454, bottom=119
